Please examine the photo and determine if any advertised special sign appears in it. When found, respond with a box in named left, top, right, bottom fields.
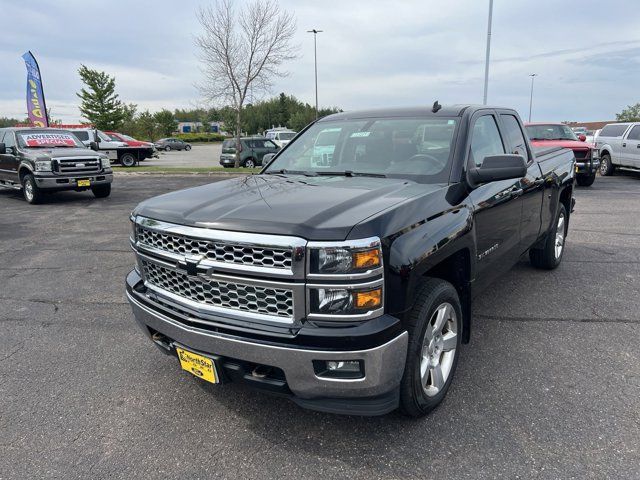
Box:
left=19, top=133, right=77, bottom=147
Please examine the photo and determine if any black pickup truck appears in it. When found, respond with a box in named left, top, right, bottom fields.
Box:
left=0, top=127, right=113, bottom=203
left=126, top=105, right=575, bottom=417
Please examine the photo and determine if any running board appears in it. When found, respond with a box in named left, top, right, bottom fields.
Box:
left=0, top=181, right=21, bottom=190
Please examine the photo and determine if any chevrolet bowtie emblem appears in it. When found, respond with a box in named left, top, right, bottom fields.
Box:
left=178, top=255, right=205, bottom=276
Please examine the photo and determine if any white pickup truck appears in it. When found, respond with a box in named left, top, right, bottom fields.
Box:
left=596, top=122, right=640, bottom=176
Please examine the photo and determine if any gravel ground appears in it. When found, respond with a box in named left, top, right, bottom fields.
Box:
left=0, top=173, right=638, bottom=479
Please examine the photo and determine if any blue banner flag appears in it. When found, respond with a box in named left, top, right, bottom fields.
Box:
left=22, top=51, right=49, bottom=127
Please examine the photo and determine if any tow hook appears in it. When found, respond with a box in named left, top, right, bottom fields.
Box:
left=251, top=365, right=272, bottom=379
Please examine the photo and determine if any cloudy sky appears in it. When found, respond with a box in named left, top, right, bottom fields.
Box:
left=1, top=0, right=639, bottom=124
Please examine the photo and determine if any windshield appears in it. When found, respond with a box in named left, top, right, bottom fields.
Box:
left=263, top=117, right=458, bottom=183
left=526, top=124, right=578, bottom=141
left=17, top=130, right=85, bottom=148
left=107, top=133, right=122, bottom=141
left=279, top=132, right=296, bottom=140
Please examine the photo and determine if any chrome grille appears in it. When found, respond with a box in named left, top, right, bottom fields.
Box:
left=141, top=260, right=294, bottom=319
left=137, top=226, right=293, bottom=270
left=55, top=157, right=101, bottom=174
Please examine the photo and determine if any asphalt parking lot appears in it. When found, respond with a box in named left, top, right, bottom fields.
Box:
left=144, top=144, right=222, bottom=168
left=1, top=173, right=639, bottom=479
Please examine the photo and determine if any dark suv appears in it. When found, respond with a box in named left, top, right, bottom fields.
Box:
left=220, top=137, right=280, bottom=168
left=154, top=138, right=191, bottom=151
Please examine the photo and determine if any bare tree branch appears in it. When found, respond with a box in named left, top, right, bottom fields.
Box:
left=195, top=0, right=297, bottom=167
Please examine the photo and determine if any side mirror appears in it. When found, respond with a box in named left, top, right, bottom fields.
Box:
left=578, top=134, right=586, bottom=142
left=0, top=143, right=5, bottom=155
left=262, top=153, right=277, bottom=167
left=89, top=141, right=99, bottom=151
left=469, top=154, right=527, bottom=184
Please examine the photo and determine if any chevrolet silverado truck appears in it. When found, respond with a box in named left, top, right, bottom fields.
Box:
left=126, top=105, right=575, bottom=417
left=0, top=127, right=113, bottom=204
left=526, top=122, right=599, bottom=186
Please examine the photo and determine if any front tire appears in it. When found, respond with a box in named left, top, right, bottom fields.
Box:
left=22, top=174, right=44, bottom=204
left=165, top=146, right=171, bottom=152
left=600, top=154, right=614, bottom=176
left=400, top=278, right=462, bottom=418
left=576, top=173, right=596, bottom=187
left=529, top=203, right=567, bottom=269
left=120, top=153, right=136, bottom=167
left=185, top=145, right=191, bottom=151
left=243, top=158, right=256, bottom=168
left=92, top=184, right=111, bottom=198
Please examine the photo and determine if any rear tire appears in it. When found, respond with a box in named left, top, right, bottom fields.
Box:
left=92, top=184, right=111, bottom=198
left=185, top=145, right=191, bottom=151
left=599, top=154, right=614, bottom=176
left=576, top=173, right=595, bottom=187
left=243, top=158, right=256, bottom=168
left=399, top=278, right=462, bottom=418
left=165, top=146, right=171, bottom=152
left=120, top=153, right=136, bottom=167
left=22, top=174, right=43, bottom=204
left=529, top=203, right=567, bottom=269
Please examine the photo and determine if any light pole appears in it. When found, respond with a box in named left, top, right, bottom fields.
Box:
left=483, top=0, right=493, bottom=105
left=307, top=29, right=322, bottom=118
left=528, top=73, right=537, bottom=122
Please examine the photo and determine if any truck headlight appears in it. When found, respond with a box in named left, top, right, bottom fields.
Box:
left=34, top=160, right=52, bottom=172
left=310, top=286, right=383, bottom=315
left=101, top=157, right=111, bottom=169
left=309, top=238, right=382, bottom=275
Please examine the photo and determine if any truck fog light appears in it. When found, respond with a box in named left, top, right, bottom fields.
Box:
left=313, top=360, right=364, bottom=379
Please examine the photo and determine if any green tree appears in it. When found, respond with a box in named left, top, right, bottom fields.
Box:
left=616, top=103, right=640, bottom=122
left=154, top=109, right=177, bottom=136
left=0, top=117, right=21, bottom=128
left=135, top=110, right=159, bottom=141
left=76, top=65, right=127, bottom=130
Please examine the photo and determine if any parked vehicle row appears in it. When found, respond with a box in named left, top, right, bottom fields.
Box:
left=219, top=137, right=280, bottom=168
left=0, top=127, right=113, bottom=203
left=69, top=128, right=156, bottom=167
left=127, top=104, right=576, bottom=417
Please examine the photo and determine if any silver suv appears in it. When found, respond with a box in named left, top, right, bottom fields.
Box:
left=596, top=122, right=640, bottom=176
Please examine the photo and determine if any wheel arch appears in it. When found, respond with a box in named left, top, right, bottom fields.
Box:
left=18, top=164, right=33, bottom=182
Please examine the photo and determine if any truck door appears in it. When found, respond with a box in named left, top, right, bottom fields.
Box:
left=467, top=113, right=523, bottom=290
left=622, top=125, right=640, bottom=168
left=498, top=112, right=545, bottom=251
left=0, top=131, right=20, bottom=183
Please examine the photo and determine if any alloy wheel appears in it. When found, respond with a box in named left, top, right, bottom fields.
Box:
left=420, top=302, right=458, bottom=397
left=555, top=212, right=565, bottom=259
left=24, top=180, right=34, bottom=201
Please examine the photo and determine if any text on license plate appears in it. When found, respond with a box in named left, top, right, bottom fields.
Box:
left=77, top=179, right=91, bottom=187
left=176, top=347, right=218, bottom=384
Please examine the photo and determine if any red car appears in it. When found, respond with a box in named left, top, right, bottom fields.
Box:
left=104, top=131, right=154, bottom=149
left=525, top=123, right=600, bottom=187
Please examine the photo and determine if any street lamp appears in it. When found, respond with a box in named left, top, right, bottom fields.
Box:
left=528, top=73, right=538, bottom=122
left=307, top=29, right=323, bottom=118
left=482, top=0, right=493, bottom=105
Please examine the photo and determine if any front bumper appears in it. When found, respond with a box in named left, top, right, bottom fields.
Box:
left=34, top=172, right=113, bottom=190
left=126, top=270, right=408, bottom=415
left=576, top=159, right=599, bottom=175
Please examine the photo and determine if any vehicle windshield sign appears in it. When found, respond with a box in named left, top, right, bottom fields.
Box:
left=19, top=132, right=79, bottom=147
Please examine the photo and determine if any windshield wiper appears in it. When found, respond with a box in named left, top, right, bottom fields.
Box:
left=265, top=169, right=318, bottom=176
left=315, top=170, right=387, bottom=178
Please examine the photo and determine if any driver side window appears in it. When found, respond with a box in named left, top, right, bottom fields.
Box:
left=470, top=115, right=505, bottom=167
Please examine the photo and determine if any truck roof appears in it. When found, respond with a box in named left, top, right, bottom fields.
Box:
left=321, top=104, right=511, bottom=121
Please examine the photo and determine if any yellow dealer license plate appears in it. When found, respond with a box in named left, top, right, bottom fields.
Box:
left=77, top=179, right=91, bottom=187
left=176, top=347, right=218, bottom=384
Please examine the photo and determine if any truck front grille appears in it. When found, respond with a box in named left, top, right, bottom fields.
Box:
left=55, top=157, right=101, bottom=174
left=137, top=226, right=293, bottom=271
left=573, top=149, right=589, bottom=160
left=141, top=260, right=294, bottom=319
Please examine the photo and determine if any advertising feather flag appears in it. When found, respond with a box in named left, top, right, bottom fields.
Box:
left=22, top=51, right=49, bottom=127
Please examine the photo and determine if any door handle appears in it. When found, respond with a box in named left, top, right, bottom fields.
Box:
left=509, top=188, right=524, bottom=198
left=623, top=143, right=627, bottom=147
left=637, top=144, right=640, bottom=148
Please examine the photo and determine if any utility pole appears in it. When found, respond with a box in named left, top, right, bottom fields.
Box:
left=528, top=73, right=538, bottom=122
left=307, top=29, right=323, bottom=118
left=483, top=0, right=493, bottom=105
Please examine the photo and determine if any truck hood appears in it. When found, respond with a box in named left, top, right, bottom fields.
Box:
left=133, top=174, right=446, bottom=240
left=529, top=139, right=594, bottom=150
left=20, top=147, right=105, bottom=159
